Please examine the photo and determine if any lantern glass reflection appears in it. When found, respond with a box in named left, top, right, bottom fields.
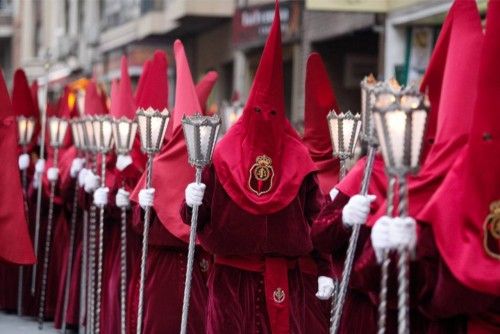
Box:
left=136, top=107, right=170, bottom=154
left=17, top=116, right=36, bottom=146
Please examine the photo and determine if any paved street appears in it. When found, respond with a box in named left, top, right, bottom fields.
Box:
left=0, top=312, right=57, bottom=333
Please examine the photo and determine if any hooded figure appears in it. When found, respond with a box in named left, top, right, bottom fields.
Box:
left=417, top=0, right=500, bottom=331
left=181, top=2, right=327, bottom=333
left=126, top=43, right=216, bottom=334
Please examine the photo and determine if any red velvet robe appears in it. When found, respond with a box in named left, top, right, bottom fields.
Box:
left=126, top=206, right=208, bottom=334
left=180, top=165, right=326, bottom=334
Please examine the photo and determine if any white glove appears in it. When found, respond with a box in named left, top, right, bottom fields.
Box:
left=329, top=188, right=339, bottom=201
left=371, top=216, right=392, bottom=263
left=35, top=159, right=45, bottom=174
left=93, top=187, right=109, bottom=206
left=84, top=171, right=100, bottom=193
left=342, top=194, right=376, bottom=227
left=47, top=167, right=59, bottom=182
left=32, top=173, right=40, bottom=189
left=316, top=276, right=336, bottom=300
left=18, top=154, right=30, bottom=170
left=138, top=188, right=155, bottom=209
left=390, top=216, right=417, bottom=252
left=70, top=158, right=85, bottom=178
left=115, top=189, right=130, bottom=208
left=78, top=168, right=89, bottom=187
left=185, top=183, right=206, bottom=208
left=116, top=154, right=133, bottom=172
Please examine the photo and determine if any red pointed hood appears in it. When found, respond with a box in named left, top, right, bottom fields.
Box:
left=212, top=1, right=316, bottom=215
left=135, top=60, right=151, bottom=102
left=112, top=56, right=137, bottom=119
left=109, top=79, right=120, bottom=117
left=136, top=51, right=168, bottom=110
left=195, top=71, right=218, bottom=115
left=130, top=40, right=205, bottom=242
left=12, top=69, right=37, bottom=118
left=0, top=69, right=36, bottom=264
left=368, top=0, right=483, bottom=226
left=419, top=0, right=500, bottom=296
left=84, top=81, right=107, bottom=116
left=303, top=53, right=340, bottom=194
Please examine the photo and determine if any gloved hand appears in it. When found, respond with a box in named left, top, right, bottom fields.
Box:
left=115, top=189, right=130, bottom=208
left=18, top=154, right=30, bottom=170
left=390, top=216, right=417, bottom=252
left=185, top=183, right=206, bottom=208
left=329, top=188, right=339, bottom=201
left=70, top=158, right=85, bottom=178
left=316, top=276, right=336, bottom=300
left=32, top=174, right=40, bottom=189
left=93, top=187, right=109, bottom=206
left=116, top=154, right=133, bottom=172
left=84, top=171, right=100, bottom=193
left=47, top=167, right=59, bottom=182
left=138, top=188, right=155, bottom=209
left=342, top=194, right=376, bottom=227
left=78, top=168, right=89, bottom=187
left=35, top=159, right=45, bottom=174
left=371, top=216, right=392, bottom=263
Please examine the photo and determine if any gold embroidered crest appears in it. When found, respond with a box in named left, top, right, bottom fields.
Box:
left=273, top=287, right=285, bottom=304
left=248, top=155, right=274, bottom=196
left=484, top=200, right=500, bottom=260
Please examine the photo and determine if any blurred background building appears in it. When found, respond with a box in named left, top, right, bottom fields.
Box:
left=0, top=0, right=486, bottom=126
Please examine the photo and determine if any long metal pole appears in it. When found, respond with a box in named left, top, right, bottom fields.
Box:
left=95, top=153, right=106, bottom=334
left=62, top=180, right=80, bottom=333
left=136, top=154, right=154, bottom=334
left=396, top=176, right=410, bottom=334
left=80, top=209, right=88, bottom=334
left=377, top=176, right=395, bottom=334
left=180, top=167, right=203, bottom=334
left=87, top=154, right=97, bottom=334
left=38, top=148, right=59, bottom=329
left=18, top=148, right=29, bottom=316
left=331, top=145, right=377, bottom=334
left=32, top=66, right=49, bottom=296
left=119, top=197, right=128, bottom=334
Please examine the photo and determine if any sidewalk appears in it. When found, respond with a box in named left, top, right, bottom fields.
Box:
left=0, top=312, right=57, bottom=333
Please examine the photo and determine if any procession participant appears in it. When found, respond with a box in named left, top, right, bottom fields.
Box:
left=0, top=69, right=39, bottom=312
left=367, top=2, right=484, bottom=333
left=0, top=69, right=36, bottom=311
left=181, top=3, right=332, bottom=333
left=301, top=52, right=341, bottom=333
left=415, top=1, right=500, bottom=332
left=128, top=40, right=217, bottom=334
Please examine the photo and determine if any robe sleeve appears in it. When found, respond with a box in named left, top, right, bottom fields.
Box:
left=311, top=191, right=351, bottom=254
left=180, top=164, right=214, bottom=231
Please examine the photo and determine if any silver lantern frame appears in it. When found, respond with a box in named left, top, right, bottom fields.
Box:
left=180, top=113, right=221, bottom=334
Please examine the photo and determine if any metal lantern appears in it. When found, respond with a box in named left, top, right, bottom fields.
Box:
left=113, top=117, right=138, bottom=155
left=180, top=113, right=221, bottom=334
left=372, top=85, right=428, bottom=177
left=17, top=116, right=36, bottom=147
left=135, top=107, right=170, bottom=334
left=372, top=83, right=429, bottom=334
left=48, top=116, right=69, bottom=148
left=136, top=107, right=170, bottom=154
left=182, top=114, right=221, bottom=168
left=327, top=110, right=361, bottom=180
left=83, top=116, right=97, bottom=153
left=70, top=119, right=84, bottom=151
left=360, top=74, right=378, bottom=144
left=92, top=115, right=114, bottom=153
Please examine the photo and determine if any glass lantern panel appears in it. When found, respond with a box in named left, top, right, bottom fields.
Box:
left=77, top=122, right=86, bottom=148
left=385, top=110, right=407, bottom=168
left=149, top=116, right=164, bottom=151
left=210, top=123, right=221, bottom=157
left=400, top=95, right=421, bottom=110
left=102, top=119, right=114, bottom=150
left=199, top=125, right=212, bottom=160
left=411, top=109, right=427, bottom=168
left=137, top=114, right=149, bottom=151
left=26, top=119, right=35, bottom=144
left=183, top=123, right=196, bottom=161
left=342, top=118, right=355, bottom=154
left=17, top=119, right=25, bottom=144
left=328, top=117, right=340, bottom=154
left=49, top=118, right=60, bottom=146
left=112, top=122, right=120, bottom=149
left=71, top=123, right=80, bottom=148
left=84, top=119, right=95, bottom=148
left=374, top=112, right=391, bottom=168
left=92, top=119, right=102, bottom=149
left=375, top=93, right=396, bottom=110
left=57, top=120, right=69, bottom=145
left=128, top=122, right=138, bottom=150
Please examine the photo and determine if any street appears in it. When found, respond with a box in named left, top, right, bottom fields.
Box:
left=0, top=312, right=57, bottom=333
